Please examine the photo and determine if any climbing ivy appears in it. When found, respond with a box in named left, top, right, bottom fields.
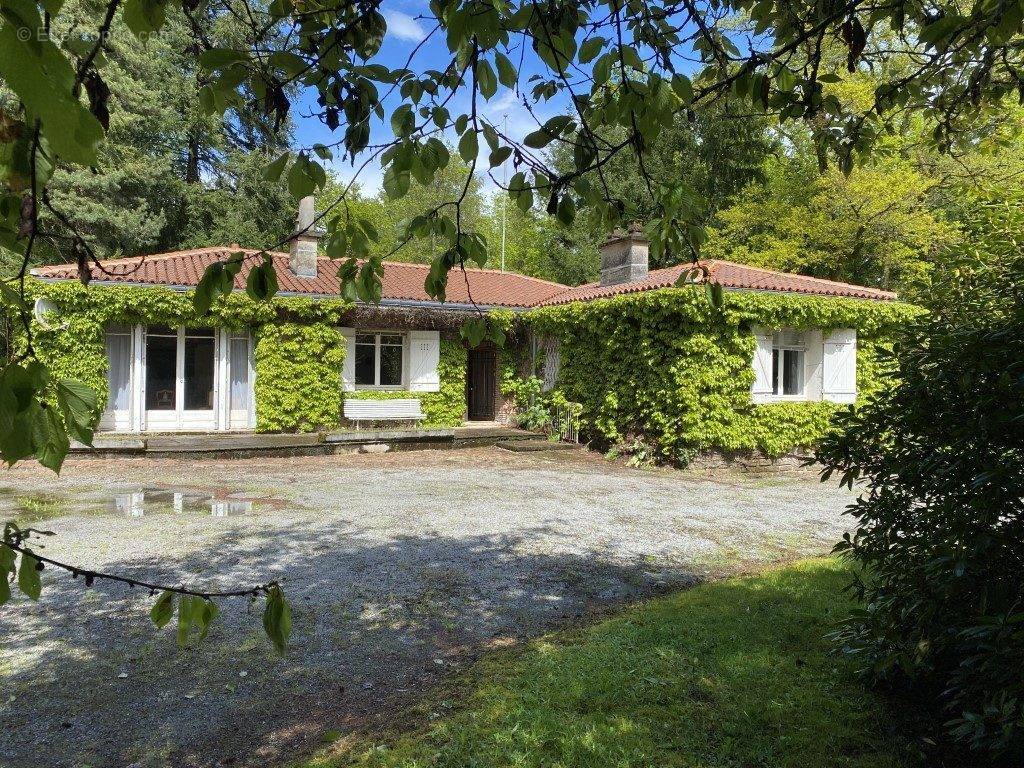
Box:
left=254, top=323, right=346, bottom=433
left=526, top=287, right=920, bottom=463
left=20, top=279, right=352, bottom=431
left=18, top=280, right=479, bottom=432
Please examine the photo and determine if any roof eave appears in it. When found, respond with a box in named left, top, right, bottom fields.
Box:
left=28, top=276, right=531, bottom=312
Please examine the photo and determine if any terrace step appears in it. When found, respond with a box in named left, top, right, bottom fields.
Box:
left=495, top=439, right=582, bottom=452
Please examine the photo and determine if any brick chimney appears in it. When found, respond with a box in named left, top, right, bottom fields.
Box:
left=599, top=224, right=649, bottom=287
left=289, top=195, right=323, bottom=278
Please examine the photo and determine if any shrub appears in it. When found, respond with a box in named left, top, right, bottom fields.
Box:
left=816, top=245, right=1024, bottom=759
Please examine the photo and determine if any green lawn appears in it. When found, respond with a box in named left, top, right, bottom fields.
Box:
left=302, top=558, right=915, bottom=768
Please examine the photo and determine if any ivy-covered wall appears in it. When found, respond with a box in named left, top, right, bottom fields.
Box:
left=525, top=287, right=920, bottom=462
left=254, top=323, right=346, bottom=432
left=342, top=339, right=468, bottom=427
left=22, top=279, right=352, bottom=432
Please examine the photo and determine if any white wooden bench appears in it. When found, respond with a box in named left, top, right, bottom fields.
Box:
left=343, top=398, right=425, bottom=429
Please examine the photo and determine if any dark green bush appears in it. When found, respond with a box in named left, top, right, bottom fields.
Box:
left=817, top=239, right=1024, bottom=759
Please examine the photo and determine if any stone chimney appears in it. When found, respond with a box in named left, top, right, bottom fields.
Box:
left=289, top=195, right=323, bottom=278
left=599, top=224, right=649, bottom=287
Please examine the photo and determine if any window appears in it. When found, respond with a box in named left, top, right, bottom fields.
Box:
left=105, top=324, right=132, bottom=412
left=145, top=326, right=177, bottom=411
left=355, top=333, right=405, bottom=388
left=183, top=327, right=215, bottom=410
left=771, top=331, right=805, bottom=397
left=229, top=332, right=251, bottom=413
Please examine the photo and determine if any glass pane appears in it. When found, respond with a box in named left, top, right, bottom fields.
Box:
left=380, top=343, right=403, bottom=386
left=145, top=334, right=177, bottom=410
left=148, top=324, right=176, bottom=337
left=185, top=326, right=215, bottom=338
left=355, top=334, right=375, bottom=345
left=106, top=332, right=131, bottom=411
left=355, top=341, right=375, bottom=385
left=380, top=334, right=403, bottom=346
left=184, top=335, right=215, bottom=410
left=783, top=350, right=804, bottom=395
left=772, top=348, right=780, bottom=395
left=230, top=337, right=250, bottom=411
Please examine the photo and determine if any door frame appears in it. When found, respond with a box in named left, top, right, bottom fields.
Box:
left=466, top=344, right=497, bottom=421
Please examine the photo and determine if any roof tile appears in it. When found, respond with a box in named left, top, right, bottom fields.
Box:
left=30, top=247, right=897, bottom=307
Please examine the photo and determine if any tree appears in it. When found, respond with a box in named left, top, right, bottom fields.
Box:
left=546, top=97, right=778, bottom=274
left=703, top=151, right=959, bottom=296
left=816, top=189, right=1024, bottom=760
left=1, top=0, right=293, bottom=269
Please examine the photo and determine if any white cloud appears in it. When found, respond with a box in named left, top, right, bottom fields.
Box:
left=386, top=11, right=426, bottom=42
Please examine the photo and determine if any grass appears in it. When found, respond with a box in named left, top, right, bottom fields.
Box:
left=301, top=558, right=916, bottom=768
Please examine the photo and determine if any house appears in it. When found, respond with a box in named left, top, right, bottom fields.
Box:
left=25, top=202, right=913, bottom=460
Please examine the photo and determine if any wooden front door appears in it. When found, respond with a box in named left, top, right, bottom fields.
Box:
left=467, top=347, right=496, bottom=421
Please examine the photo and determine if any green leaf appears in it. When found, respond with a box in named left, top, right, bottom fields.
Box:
left=29, top=403, right=69, bottom=473
left=177, top=594, right=197, bottom=646
left=196, top=599, right=219, bottom=640
left=122, top=0, right=166, bottom=35
left=556, top=194, right=576, bottom=226
left=17, top=549, right=41, bottom=600
left=523, top=129, right=553, bottom=149
left=246, top=258, right=279, bottom=301
left=382, top=165, right=411, bottom=199
left=489, top=146, right=512, bottom=168
left=198, top=48, right=248, bottom=70
left=263, top=152, right=290, bottom=182
left=495, top=51, right=517, bottom=88
left=458, top=129, right=478, bottom=162
left=55, top=378, right=98, bottom=446
left=263, top=585, right=292, bottom=654
left=194, top=262, right=222, bottom=315
left=390, top=104, right=415, bottom=137
left=151, top=590, right=175, bottom=628
left=0, top=3, right=104, bottom=165
left=288, top=155, right=320, bottom=199
left=476, top=60, right=497, bottom=99
left=579, top=37, right=606, bottom=64
left=672, top=73, right=693, bottom=104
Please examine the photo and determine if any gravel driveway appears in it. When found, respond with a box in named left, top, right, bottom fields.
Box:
left=0, top=447, right=855, bottom=768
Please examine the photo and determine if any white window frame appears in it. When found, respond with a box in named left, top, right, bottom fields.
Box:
left=771, top=333, right=807, bottom=399
left=354, top=331, right=407, bottom=390
left=100, top=324, right=135, bottom=432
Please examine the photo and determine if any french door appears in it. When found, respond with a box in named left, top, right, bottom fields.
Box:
left=144, top=326, right=218, bottom=431
left=101, top=324, right=254, bottom=432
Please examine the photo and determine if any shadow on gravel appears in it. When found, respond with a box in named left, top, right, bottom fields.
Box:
left=0, top=520, right=703, bottom=768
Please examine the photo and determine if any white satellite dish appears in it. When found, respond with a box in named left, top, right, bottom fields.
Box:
left=33, top=297, right=61, bottom=328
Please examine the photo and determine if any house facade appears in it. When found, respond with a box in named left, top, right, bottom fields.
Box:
left=24, top=206, right=915, bottom=459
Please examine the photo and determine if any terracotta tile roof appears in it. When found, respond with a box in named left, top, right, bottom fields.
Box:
left=31, top=247, right=896, bottom=307
left=30, top=247, right=568, bottom=308
left=538, top=261, right=897, bottom=305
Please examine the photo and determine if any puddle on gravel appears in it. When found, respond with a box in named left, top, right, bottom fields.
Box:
left=2, top=488, right=264, bottom=524
left=112, top=490, right=255, bottom=518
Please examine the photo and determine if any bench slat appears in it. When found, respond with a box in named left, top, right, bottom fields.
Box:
left=344, top=399, right=425, bottom=420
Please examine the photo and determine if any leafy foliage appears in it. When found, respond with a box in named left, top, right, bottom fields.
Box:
left=253, top=321, right=347, bottom=432
left=527, top=288, right=916, bottom=463
left=704, top=153, right=958, bottom=298
left=817, top=198, right=1024, bottom=760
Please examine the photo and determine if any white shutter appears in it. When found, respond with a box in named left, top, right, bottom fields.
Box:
left=822, top=328, right=857, bottom=403
left=340, top=327, right=356, bottom=392
left=408, top=330, right=441, bottom=392
left=750, top=326, right=774, bottom=403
